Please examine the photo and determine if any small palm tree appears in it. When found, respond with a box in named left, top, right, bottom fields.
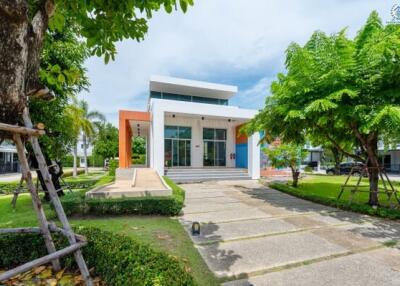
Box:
left=78, top=100, right=105, bottom=175
left=66, top=100, right=105, bottom=176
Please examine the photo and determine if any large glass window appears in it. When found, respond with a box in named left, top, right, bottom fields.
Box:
left=150, top=91, right=229, bottom=106
left=203, top=128, right=227, bottom=167
left=165, top=126, right=191, bottom=167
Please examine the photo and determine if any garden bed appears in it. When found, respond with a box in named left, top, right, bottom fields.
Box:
left=60, top=176, right=185, bottom=216
left=0, top=227, right=195, bottom=286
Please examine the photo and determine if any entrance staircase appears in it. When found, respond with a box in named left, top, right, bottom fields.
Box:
left=165, top=168, right=251, bottom=183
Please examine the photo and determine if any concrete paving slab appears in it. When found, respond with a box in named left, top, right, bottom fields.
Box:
left=182, top=207, right=271, bottom=224
left=223, top=248, right=400, bottom=286
left=183, top=202, right=245, bottom=214
left=197, top=231, right=348, bottom=278
left=179, top=180, right=400, bottom=285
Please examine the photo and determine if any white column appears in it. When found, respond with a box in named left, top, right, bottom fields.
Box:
left=248, top=132, right=260, bottom=179
left=151, top=104, right=165, bottom=175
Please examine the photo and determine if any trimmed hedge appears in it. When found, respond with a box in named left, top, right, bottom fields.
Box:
left=60, top=176, right=185, bottom=216
left=0, top=171, right=91, bottom=195
left=0, top=227, right=195, bottom=286
left=269, top=182, right=400, bottom=220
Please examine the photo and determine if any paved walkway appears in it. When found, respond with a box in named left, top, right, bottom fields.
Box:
left=179, top=180, right=400, bottom=286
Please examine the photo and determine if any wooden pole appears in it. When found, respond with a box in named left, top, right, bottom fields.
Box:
left=13, top=134, right=61, bottom=271
left=22, top=108, right=93, bottom=286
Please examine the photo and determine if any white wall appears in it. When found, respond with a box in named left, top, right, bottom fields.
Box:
left=165, top=116, right=236, bottom=168
left=149, top=99, right=260, bottom=178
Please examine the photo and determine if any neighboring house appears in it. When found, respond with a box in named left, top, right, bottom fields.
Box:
left=303, top=144, right=323, bottom=171
left=378, top=141, right=400, bottom=173
left=75, top=134, right=93, bottom=168
left=0, top=140, right=19, bottom=174
left=118, top=75, right=260, bottom=180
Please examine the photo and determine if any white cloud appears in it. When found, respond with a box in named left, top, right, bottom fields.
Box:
left=79, top=0, right=394, bottom=125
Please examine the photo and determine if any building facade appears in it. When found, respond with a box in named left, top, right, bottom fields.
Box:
left=0, top=140, right=19, bottom=174
left=119, top=75, right=260, bottom=179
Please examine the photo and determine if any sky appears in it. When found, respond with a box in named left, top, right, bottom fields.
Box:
left=79, top=0, right=396, bottom=126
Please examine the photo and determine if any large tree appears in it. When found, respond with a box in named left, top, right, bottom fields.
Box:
left=93, top=123, right=119, bottom=161
left=0, top=0, right=193, bottom=130
left=249, top=12, right=400, bottom=206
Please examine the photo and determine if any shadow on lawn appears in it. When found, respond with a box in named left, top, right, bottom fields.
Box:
left=235, top=184, right=400, bottom=243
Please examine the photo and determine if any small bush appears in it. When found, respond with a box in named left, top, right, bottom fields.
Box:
left=60, top=176, right=184, bottom=216
left=0, top=227, right=196, bottom=286
left=304, top=166, right=313, bottom=173
left=108, top=159, right=118, bottom=176
left=269, top=182, right=400, bottom=220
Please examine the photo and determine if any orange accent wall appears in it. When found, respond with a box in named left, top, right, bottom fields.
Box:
left=235, top=125, right=248, bottom=144
left=119, top=110, right=151, bottom=168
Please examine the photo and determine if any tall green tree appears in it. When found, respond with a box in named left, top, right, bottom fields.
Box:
left=65, top=101, right=93, bottom=177
left=30, top=17, right=89, bottom=160
left=76, top=100, right=105, bottom=175
left=264, top=144, right=307, bottom=187
left=0, top=0, right=193, bottom=128
left=249, top=12, right=400, bottom=206
left=93, top=123, right=119, bottom=161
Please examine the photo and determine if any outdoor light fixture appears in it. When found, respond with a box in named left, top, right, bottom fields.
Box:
left=201, top=116, right=204, bottom=120
left=228, top=119, right=231, bottom=122
left=172, top=114, right=176, bottom=118
left=192, top=222, right=200, bottom=236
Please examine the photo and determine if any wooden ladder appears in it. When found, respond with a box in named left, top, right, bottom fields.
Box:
left=0, top=108, right=93, bottom=285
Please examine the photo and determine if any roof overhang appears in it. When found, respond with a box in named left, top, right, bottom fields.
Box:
left=150, top=75, right=237, bottom=100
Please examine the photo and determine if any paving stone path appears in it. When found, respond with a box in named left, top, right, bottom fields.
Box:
left=179, top=180, right=400, bottom=286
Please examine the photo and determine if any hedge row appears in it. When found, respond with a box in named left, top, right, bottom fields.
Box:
left=0, top=170, right=92, bottom=195
left=269, top=182, right=400, bottom=220
left=0, top=227, right=195, bottom=286
left=60, top=176, right=185, bottom=216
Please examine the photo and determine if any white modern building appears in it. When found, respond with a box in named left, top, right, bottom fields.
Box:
left=75, top=134, right=93, bottom=168
left=0, top=140, right=19, bottom=174
left=118, top=75, right=260, bottom=181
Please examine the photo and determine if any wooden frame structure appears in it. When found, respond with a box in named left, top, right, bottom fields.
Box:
left=337, top=162, right=400, bottom=208
left=0, top=109, right=93, bottom=285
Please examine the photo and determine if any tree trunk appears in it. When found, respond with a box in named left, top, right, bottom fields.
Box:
left=83, top=134, right=88, bottom=175
left=73, top=143, right=77, bottom=177
left=290, top=166, right=300, bottom=187
left=0, top=1, right=55, bottom=131
left=331, top=147, right=341, bottom=175
left=366, top=136, right=379, bottom=206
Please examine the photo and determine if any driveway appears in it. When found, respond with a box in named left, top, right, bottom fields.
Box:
left=179, top=180, right=400, bottom=286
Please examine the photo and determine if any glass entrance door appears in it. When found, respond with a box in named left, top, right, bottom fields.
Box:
left=203, top=128, right=226, bottom=167
left=164, top=126, right=191, bottom=167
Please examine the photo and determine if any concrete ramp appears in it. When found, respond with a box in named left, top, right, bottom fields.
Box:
left=86, top=168, right=172, bottom=199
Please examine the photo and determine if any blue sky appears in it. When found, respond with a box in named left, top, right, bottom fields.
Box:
left=79, top=0, right=395, bottom=125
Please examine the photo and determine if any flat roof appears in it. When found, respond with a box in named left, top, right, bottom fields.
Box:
left=149, top=75, right=238, bottom=100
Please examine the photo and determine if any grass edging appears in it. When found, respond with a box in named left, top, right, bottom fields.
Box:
left=268, top=182, right=400, bottom=220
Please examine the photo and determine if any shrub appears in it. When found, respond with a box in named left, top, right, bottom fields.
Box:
left=269, top=182, right=400, bottom=220
left=0, top=227, right=196, bottom=286
left=108, top=159, right=118, bottom=176
left=60, top=176, right=184, bottom=216
left=304, top=166, right=313, bottom=173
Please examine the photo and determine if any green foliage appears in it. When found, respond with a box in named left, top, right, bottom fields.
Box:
left=132, top=136, right=146, bottom=155
left=248, top=12, right=400, bottom=204
left=29, top=18, right=89, bottom=159
left=304, top=166, right=313, bottom=173
left=52, top=0, right=194, bottom=63
left=93, top=123, right=119, bottom=160
left=270, top=182, right=400, bottom=220
left=264, top=144, right=306, bottom=170
left=60, top=176, right=185, bottom=216
left=108, top=159, right=119, bottom=176
left=0, top=227, right=196, bottom=286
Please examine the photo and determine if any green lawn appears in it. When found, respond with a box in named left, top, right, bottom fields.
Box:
left=0, top=174, right=217, bottom=286
left=270, top=175, right=400, bottom=219
left=297, top=175, right=399, bottom=207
